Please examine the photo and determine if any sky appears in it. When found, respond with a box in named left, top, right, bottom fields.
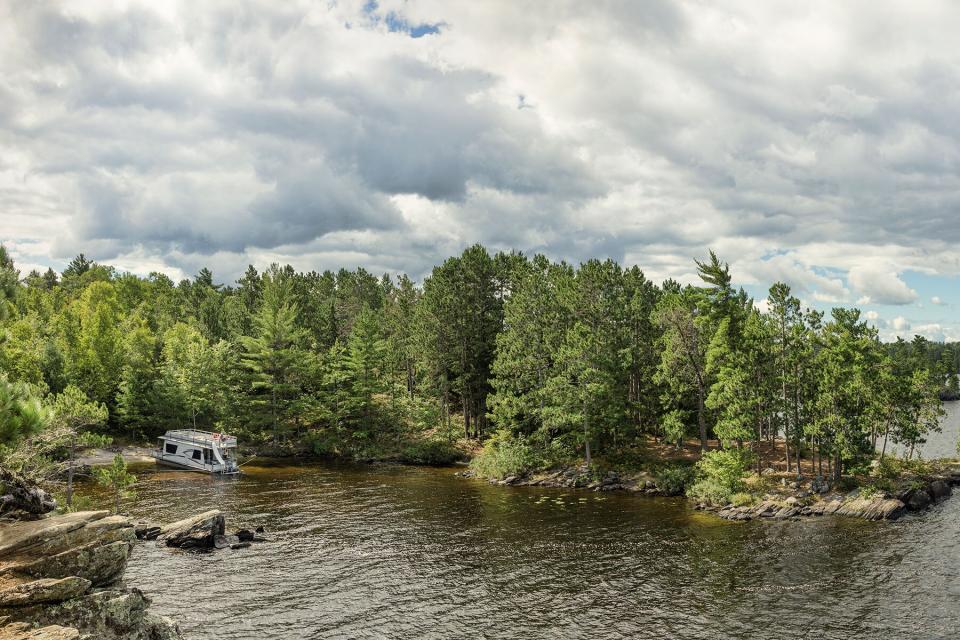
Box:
left=1, top=0, right=959, bottom=341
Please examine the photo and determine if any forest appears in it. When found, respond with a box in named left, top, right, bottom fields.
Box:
left=0, top=244, right=954, bottom=499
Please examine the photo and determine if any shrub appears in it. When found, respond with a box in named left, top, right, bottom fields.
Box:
left=858, top=484, right=883, bottom=499
left=687, top=479, right=731, bottom=506
left=656, top=465, right=694, bottom=496
left=661, top=411, right=686, bottom=449
left=470, top=430, right=540, bottom=480
left=399, top=439, right=462, bottom=466
left=695, top=449, right=753, bottom=493
left=874, top=456, right=900, bottom=480
left=730, top=492, right=755, bottom=507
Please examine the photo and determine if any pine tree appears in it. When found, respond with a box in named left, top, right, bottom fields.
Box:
left=240, top=269, right=306, bottom=445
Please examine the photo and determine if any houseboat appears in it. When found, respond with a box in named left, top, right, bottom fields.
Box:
left=152, top=429, right=241, bottom=475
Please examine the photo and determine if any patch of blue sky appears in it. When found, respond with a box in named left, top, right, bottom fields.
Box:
left=740, top=268, right=958, bottom=342
left=363, top=1, right=442, bottom=38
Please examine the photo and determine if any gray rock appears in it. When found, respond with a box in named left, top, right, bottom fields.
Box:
left=836, top=497, right=905, bottom=521
left=0, top=577, right=90, bottom=607
left=0, top=622, right=81, bottom=639
left=0, top=589, right=182, bottom=640
left=134, top=525, right=160, bottom=541
left=157, top=511, right=225, bottom=549
left=213, top=534, right=240, bottom=550
left=8, top=540, right=132, bottom=587
left=906, top=489, right=932, bottom=511
left=930, top=480, right=951, bottom=500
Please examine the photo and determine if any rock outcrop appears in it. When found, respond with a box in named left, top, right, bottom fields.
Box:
left=157, top=510, right=224, bottom=550
left=0, top=511, right=182, bottom=640
left=0, top=471, right=56, bottom=520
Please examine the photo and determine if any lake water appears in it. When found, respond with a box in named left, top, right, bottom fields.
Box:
left=82, top=405, right=960, bottom=639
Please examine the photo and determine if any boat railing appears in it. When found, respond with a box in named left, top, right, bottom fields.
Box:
left=162, top=429, right=238, bottom=449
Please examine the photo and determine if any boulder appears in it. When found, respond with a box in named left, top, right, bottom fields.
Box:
left=156, top=511, right=225, bottom=549
left=929, top=480, right=951, bottom=500
left=0, top=471, right=56, bottom=518
left=213, top=535, right=239, bottom=550
left=133, top=525, right=161, bottom=541
left=236, top=529, right=255, bottom=542
left=905, top=489, right=932, bottom=511
left=0, top=577, right=90, bottom=607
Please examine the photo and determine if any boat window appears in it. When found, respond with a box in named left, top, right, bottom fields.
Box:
left=165, top=443, right=178, bottom=454
left=192, top=450, right=202, bottom=460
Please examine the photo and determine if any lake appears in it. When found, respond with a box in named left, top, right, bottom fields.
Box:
left=81, top=405, right=960, bottom=639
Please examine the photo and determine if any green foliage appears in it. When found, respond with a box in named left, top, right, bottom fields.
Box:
left=0, top=244, right=949, bottom=490
left=0, top=377, right=49, bottom=447
left=470, top=430, right=541, bottom=479
left=93, top=453, right=137, bottom=514
left=398, top=439, right=463, bottom=466
left=730, top=492, right=755, bottom=507
left=694, top=449, right=753, bottom=493
left=687, top=479, right=732, bottom=506
left=660, top=411, right=686, bottom=448
left=656, top=464, right=693, bottom=496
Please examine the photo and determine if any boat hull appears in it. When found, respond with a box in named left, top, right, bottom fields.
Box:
left=153, top=456, right=240, bottom=475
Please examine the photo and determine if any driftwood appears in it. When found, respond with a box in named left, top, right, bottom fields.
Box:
left=0, top=467, right=57, bottom=516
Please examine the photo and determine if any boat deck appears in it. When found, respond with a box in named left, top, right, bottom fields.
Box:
left=161, top=429, right=238, bottom=448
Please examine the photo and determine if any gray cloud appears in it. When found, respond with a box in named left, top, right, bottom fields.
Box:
left=1, top=0, right=960, bottom=340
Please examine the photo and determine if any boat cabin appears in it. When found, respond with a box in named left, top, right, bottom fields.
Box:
left=153, top=429, right=240, bottom=475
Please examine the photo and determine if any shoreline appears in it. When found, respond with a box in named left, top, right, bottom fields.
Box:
left=74, top=446, right=155, bottom=467
left=80, top=444, right=960, bottom=523
left=457, top=462, right=960, bottom=522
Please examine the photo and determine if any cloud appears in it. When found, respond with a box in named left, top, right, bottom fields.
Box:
left=932, top=296, right=946, bottom=305
left=891, top=316, right=911, bottom=332
left=1, top=0, right=960, bottom=351
left=847, top=265, right=918, bottom=305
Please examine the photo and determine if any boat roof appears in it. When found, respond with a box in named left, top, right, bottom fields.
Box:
left=161, top=429, right=238, bottom=447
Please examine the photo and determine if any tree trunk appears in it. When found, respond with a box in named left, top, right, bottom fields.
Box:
left=272, top=386, right=278, bottom=446
left=696, top=384, right=707, bottom=452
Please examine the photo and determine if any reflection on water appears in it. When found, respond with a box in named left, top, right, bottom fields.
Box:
left=75, top=442, right=960, bottom=640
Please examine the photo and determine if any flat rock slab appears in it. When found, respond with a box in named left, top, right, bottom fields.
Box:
left=0, top=623, right=81, bottom=639
left=0, top=577, right=90, bottom=607
left=835, top=497, right=905, bottom=521
left=7, top=540, right=131, bottom=588
left=0, top=513, right=110, bottom=559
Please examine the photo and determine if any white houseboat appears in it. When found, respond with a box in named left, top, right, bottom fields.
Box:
left=153, top=429, right=240, bottom=475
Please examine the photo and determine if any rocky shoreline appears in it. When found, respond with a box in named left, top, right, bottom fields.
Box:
left=0, top=506, right=266, bottom=639
left=0, top=511, right=182, bottom=639
left=703, top=474, right=957, bottom=522
left=459, top=465, right=960, bottom=522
